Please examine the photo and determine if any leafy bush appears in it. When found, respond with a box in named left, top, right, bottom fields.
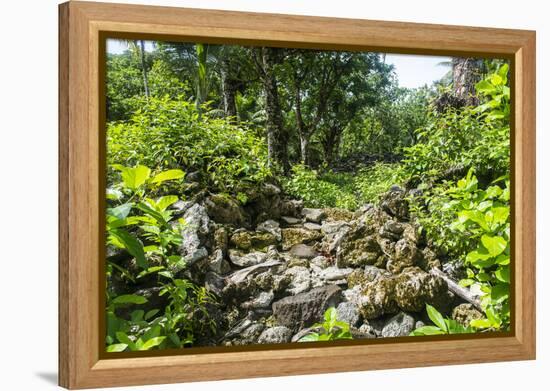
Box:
left=353, top=162, right=405, bottom=203
left=403, top=64, right=510, bottom=183
left=411, top=170, right=510, bottom=331
left=105, top=164, right=218, bottom=352
left=107, top=96, right=271, bottom=194
left=298, top=307, right=353, bottom=342
left=411, top=304, right=474, bottom=336
left=283, top=165, right=358, bottom=210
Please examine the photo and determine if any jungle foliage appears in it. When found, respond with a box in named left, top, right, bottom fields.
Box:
left=105, top=39, right=511, bottom=350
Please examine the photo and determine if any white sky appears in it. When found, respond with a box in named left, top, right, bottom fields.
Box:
left=106, top=39, right=451, bottom=89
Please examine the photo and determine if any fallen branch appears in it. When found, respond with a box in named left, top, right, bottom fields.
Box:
left=430, top=268, right=483, bottom=312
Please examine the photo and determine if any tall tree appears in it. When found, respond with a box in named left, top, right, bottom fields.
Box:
left=252, top=47, right=290, bottom=172
left=451, top=57, right=483, bottom=106
left=138, top=40, right=150, bottom=100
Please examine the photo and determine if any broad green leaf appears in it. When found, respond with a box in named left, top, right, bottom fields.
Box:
left=136, top=266, right=165, bottom=279
left=120, top=165, right=151, bottom=191
left=476, top=80, right=496, bottom=95
left=136, top=202, right=167, bottom=225
left=495, top=266, right=510, bottom=283
left=298, top=333, right=320, bottom=342
left=459, top=278, right=475, bottom=287
left=107, top=203, right=133, bottom=220
left=426, top=304, right=447, bottom=332
left=470, top=318, right=492, bottom=329
left=481, top=235, right=507, bottom=257
left=155, top=195, right=179, bottom=212
left=112, top=294, right=147, bottom=305
left=144, top=309, right=160, bottom=321
left=130, top=310, right=144, bottom=322
left=150, top=169, right=185, bottom=185
left=106, top=343, right=128, bottom=352
left=410, top=326, right=445, bottom=336
left=115, top=332, right=136, bottom=350
left=491, top=283, right=509, bottom=303
left=109, top=229, right=147, bottom=269
left=497, top=63, right=509, bottom=83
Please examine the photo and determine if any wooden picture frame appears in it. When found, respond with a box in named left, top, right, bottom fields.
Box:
left=58, top=1, right=536, bottom=389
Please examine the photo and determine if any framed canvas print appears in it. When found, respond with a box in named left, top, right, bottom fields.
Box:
left=58, top=1, right=536, bottom=389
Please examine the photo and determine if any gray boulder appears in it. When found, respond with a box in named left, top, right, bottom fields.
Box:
left=256, top=219, right=282, bottom=241
left=272, top=285, right=343, bottom=333
left=381, top=312, right=415, bottom=337
left=336, top=302, right=362, bottom=327
left=289, top=243, right=318, bottom=259
left=228, top=249, right=267, bottom=267
left=284, top=266, right=311, bottom=295
left=257, top=326, right=292, bottom=344
left=179, top=203, right=211, bottom=265
left=302, top=208, right=326, bottom=223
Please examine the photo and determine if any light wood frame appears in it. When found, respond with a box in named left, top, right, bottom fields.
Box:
left=59, top=1, right=536, bottom=389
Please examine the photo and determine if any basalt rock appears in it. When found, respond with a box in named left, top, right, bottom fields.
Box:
left=204, top=194, right=248, bottom=226
left=179, top=203, right=211, bottom=265
left=272, top=285, right=343, bottom=333
left=257, top=326, right=293, bottom=344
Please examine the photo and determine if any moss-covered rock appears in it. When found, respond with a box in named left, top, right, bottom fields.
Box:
left=205, top=194, right=248, bottom=226
left=452, top=303, right=484, bottom=327
left=230, top=230, right=278, bottom=251
left=358, top=266, right=452, bottom=319
left=386, top=238, right=419, bottom=274
left=336, top=224, right=385, bottom=268
left=394, top=267, right=453, bottom=313
left=323, top=207, right=354, bottom=222
left=281, top=228, right=323, bottom=250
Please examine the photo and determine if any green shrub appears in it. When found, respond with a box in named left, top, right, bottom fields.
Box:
left=105, top=164, right=218, bottom=352
left=283, top=165, right=358, bottom=210
left=403, top=64, right=510, bottom=183
left=107, top=96, right=271, bottom=194
left=353, top=162, right=405, bottom=203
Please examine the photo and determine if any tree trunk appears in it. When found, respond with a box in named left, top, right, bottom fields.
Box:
left=322, top=125, right=341, bottom=166
left=452, top=57, right=482, bottom=106
left=220, top=57, right=238, bottom=119
left=138, top=40, right=150, bottom=100
left=260, top=47, right=289, bottom=173
left=299, top=136, right=309, bottom=166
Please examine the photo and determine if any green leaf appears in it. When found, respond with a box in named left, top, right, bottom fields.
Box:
left=136, top=266, right=165, bottom=279
left=481, top=235, right=507, bottom=257
left=115, top=332, right=136, bottom=350
left=495, top=266, right=510, bottom=283
left=144, top=309, right=159, bottom=321
left=497, top=63, right=509, bottom=83
left=410, top=326, right=445, bottom=336
left=155, top=195, right=179, bottom=212
left=112, top=294, right=148, bottom=305
left=426, top=304, right=447, bottom=332
left=298, top=333, right=320, bottom=342
left=491, top=283, right=509, bottom=303
left=106, top=343, right=128, bottom=352
left=476, top=80, right=496, bottom=95
left=150, top=169, right=185, bottom=185
left=107, top=203, right=133, bottom=220
left=470, top=318, right=492, bottom=329
left=109, top=229, right=147, bottom=269
left=120, top=165, right=151, bottom=191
